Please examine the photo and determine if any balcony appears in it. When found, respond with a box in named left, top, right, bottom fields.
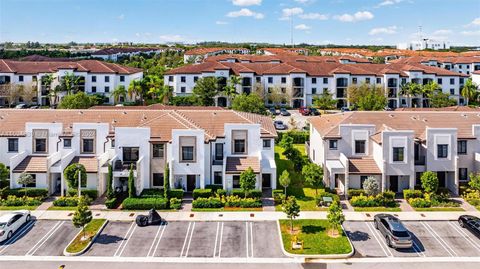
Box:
left=388, top=89, right=397, bottom=98
left=293, top=78, right=304, bottom=87
left=242, top=78, right=252, bottom=87
left=336, top=89, right=346, bottom=98
left=292, top=87, right=304, bottom=98
left=114, top=160, right=137, bottom=171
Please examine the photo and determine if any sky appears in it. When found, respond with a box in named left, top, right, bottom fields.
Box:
left=1, top=0, right=480, bottom=46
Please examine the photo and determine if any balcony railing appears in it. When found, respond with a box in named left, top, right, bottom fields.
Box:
left=114, top=160, right=137, bottom=171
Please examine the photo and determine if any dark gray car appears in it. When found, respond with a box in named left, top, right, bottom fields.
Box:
left=374, top=214, right=413, bottom=249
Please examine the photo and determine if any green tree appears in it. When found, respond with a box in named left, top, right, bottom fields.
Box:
left=0, top=163, right=9, bottom=181
left=61, top=72, right=82, bottom=94
left=313, top=89, right=337, bottom=112
left=128, top=164, right=136, bottom=198
left=231, top=93, right=266, bottom=114
left=63, top=163, right=87, bottom=190
left=106, top=164, right=114, bottom=199
left=279, top=170, right=291, bottom=195
left=164, top=163, right=170, bottom=198
left=421, top=171, right=439, bottom=194
left=362, top=176, right=380, bottom=196
left=240, top=167, right=257, bottom=198
left=468, top=172, right=480, bottom=191
left=461, top=79, right=478, bottom=106
left=144, top=75, right=163, bottom=99
left=399, top=82, right=422, bottom=107
left=222, top=75, right=241, bottom=105
left=58, top=92, right=97, bottom=109
left=429, top=91, right=457, bottom=108
left=17, top=173, right=35, bottom=196
left=193, top=77, right=218, bottom=106
left=282, top=196, right=300, bottom=233
left=157, top=85, right=173, bottom=104
left=128, top=79, right=145, bottom=103
left=72, top=196, right=92, bottom=239
left=301, top=163, right=324, bottom=196
left=347, top=83, right=386, bottom=110
left=327, top=200, right=345, bottom=237
left=111, top=85, right=127, bottom=104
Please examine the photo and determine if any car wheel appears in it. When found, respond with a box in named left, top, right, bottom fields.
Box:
left=26, top=214, right=31, bottom=222
left=374, top=220, right=378, bottom=229
left=459, top=219, right=464, bottom=228
left=7, top=231, right=12, bottom=240
left=386, top=236, right=392, bottom=248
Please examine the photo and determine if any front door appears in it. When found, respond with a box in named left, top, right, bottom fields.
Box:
left=437, top=172, right=446, bottom=188
left=262, top=174, right=271, bottom=188
left=187, top=175, right=196, bottom=192
left=390, top=176, right=399, bottom=193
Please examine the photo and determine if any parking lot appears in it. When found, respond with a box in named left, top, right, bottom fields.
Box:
left=344, top=220, right=480, bottom=258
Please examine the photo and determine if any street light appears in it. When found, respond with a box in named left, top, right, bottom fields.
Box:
left=76, top=164, right=82, bottom=198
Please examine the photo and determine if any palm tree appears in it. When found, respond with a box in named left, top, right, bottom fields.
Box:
left=399, top=82, right=422, bottom=107
left=157, top=85, right=173, bottom=104
left=421, top=81, right=440, bottom=107
left=222, top=75, right=241, bottom=106
left=111, top=85, right=127, bottom=104
left=144, top=75, right=162, bottom=99
left=461, top=79, right=478, bottom=106
left=128, top=79, right=144, bottom=102
left=62, top=72, right=81, bottom=94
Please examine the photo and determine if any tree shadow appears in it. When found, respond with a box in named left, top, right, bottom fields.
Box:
left=301, top=225, right=325, bottom=234
left=345, top=230, right=370, bottom=242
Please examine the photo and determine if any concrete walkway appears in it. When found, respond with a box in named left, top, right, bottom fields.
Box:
left=398, top=198, right=415, bottom=212
left=454, top=197, right=478, bottom=212
left=34, top=197, right=55, bottom=211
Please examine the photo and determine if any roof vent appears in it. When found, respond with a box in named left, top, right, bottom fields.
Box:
left=123, top=111, right=127, bottom=115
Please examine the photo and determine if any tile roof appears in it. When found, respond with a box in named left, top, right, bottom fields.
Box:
left=13, top=156, right=48, bottom=173
left=70, top=156, right=98, bottom=173
left=185, top=47, right=249, bottom=56
left=348, top=158, right=381, bottom=174
left=225, top=156, right=260, bottom=174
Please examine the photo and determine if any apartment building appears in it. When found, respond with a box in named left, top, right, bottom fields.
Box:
left=397, top=40, right=450, bottom=51
left=0, top=59, right=143, bottom=106
left=183, top=47, right=251, bottom=63
left=0, top=107, right=277, bottom=196
left=389, top=56, right=480, bottom=76
left=92, top=47, right=184, bottom=61
left=165, top=56, right=468, bottom=109
left=308, top=111, right=480, bottom=196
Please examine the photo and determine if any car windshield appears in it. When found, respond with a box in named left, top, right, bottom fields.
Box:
left=392, top=230, right=410, bottom=237
left=0, top=222, right=6, bottom=228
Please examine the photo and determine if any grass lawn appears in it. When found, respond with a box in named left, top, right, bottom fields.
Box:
left=275, top=188, right=329, bottom=211
left=191, top=207, right=263, bottom=212
left=353, top=207, right=402, bottom=212
left=279, top=219, right=352, bottom=255
left=48, top=206, right=77, bottom=211
left=0, top=205, right=39, bottom=210
left=414, top=207, right=465, bottom=212
left=65, top=219, right=106, bottom=254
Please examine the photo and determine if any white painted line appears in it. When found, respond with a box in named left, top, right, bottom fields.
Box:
left=179, top=222, right=192, bottom=258
left=184, top=222, right=195, bottom=258
left=0, top=220, right=36, bottom=254
left=421, top=222, right=456, bottom=257
left=146, top=223, right=166, bottom=257
left=218, top=222, right=224, bottom=258
left=26, top=221, right=64, bottom=256
left=365, top=221, right=392, bottom=257
left=249, top=222, right=254, bottom=258
left=213, top=222, right=220, bottom=258
left=150, top=223, right=167, bottom=258
left=410, top=237, right=425, bottom=257
left=448, top=221, right=480, bottom=253
left=245, top=222, right=249, bottom=258
left=113, top=221, right=135, bottom=257
left=117, top=224, right=137, bottom=257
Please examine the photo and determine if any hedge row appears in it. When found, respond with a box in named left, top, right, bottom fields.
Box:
left=2, top=188, right=48, bottom=198
left=168, top=189, right=184, bottom=199
left=122, top=197, right=168, bottom=210
left=0, top=195, right=43, bottom=206
left=105, top=197, right=118, bottom=209
left=347, top=189, right=366, bottom=198
left=350, top=192, right=397, bottom=207
left=276, top=131, right=309, bottom=144
left=140, top=189, right=164, bottom=198
left=67, top=189, right=98, bottom=199
left=192, top=197, right=223, bottom=208
left=53, top=197, right=79, bottom=207
left=193, top=189, right=213, bottom=199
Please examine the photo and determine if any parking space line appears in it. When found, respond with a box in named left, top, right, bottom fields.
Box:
left=448, top=221, right=480, bottom=253
left=183, top=222, right=195, bottom=258
left=245, top=222, right=249, bottom=258
left=249, top=222, right=254, bottom=258
left=113, top=221, right=135, bottom=257
left=0, top=220, right=36, bottom=254
left=421, top=222, right=456, bottom=257
left=213, top=222, right=220, bottom=258
left=217, top=222, right=224, bottom=258
left=410, top=236, right=425, bottom=257
left=365, top=222, right=392, bottom=257
left=179, top=222, right=192, bottom=258
left=26, top=221, right=64, bottom=256
left=146, top=223, right=167, bottom=257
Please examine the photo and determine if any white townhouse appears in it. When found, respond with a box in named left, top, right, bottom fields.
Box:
left=92, top=47, right=184, bottom=62
left=389, top=56, right=480, bottom=77
left=308, top=111, right=480, bottom=197
left=165, top=55, right=468, bottom=109
left=0, top=59, right=143, bottom=106
left=0, top=107, right=277, bottom=196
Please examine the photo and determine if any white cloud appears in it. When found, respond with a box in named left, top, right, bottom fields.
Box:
left=369, top=26, right=397, bottom=35
left=299, top=13, right=329, bottom=20
left=116, top=14, right=125, bottom=20
left=227, top=8, right=264, bottom=19
left=216, top=21, right=229, bottom=25
left=295, top=24, right=311, bottom=30
left=294, top=0, right=314, bottom=4
left=334, top=11, right=374, bottom=22
left=469, top=17, right=480, bottom=26
left=280, top=7, right=304, bottom=20
left=461, top=30, right=480, bottom=36
left=232, top=0, right=262, bottom=6
left=159, top=34, right=186, bottom=42
left=432, top=29, right=452, bottom=35
left=376, top=0, right=403, bottom=7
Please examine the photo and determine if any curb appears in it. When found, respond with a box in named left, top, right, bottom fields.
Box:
left=276, top=220, right=355, bottom=259
left=63, top=219, right=108, bottom=256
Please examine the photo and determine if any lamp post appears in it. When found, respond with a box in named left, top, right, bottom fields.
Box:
left=76, top=164, right=82, bottom=198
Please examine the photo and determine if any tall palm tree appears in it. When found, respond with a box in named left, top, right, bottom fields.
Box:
left=157, top=85, right=173, bottom=104
left=62, top=72, right=81, bottom=94
left=461, top=79, right=478, bottom=106
left=222, top=75, right=241, bottom=106
left=421, top=81, right=440, bottom=107
left=400, top=82, right=422, bottom=107
left=128, top=79, right=144, bottom=102
left=111, top=85, right=127, bottom=104
left=144, top=75, right=162, bottom=99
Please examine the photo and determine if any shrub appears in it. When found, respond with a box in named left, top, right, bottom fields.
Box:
left=169, top=197, right=182, bottom=210
left=0, top=195, right=42, bottom=207
left=3, top=188, right=48, bottom=198
left=205, top=185, right=223, bottom=192
left=105, top=197, right=118, bottom=209
left=350, top=195, right=378, bottom=207
left=276, top=130, right=309, bottom=144
left=437, top=187, right=450, bottom=195
left=193, top=189, right=213, bottom=199
left=140, top=189, right=164, bottom=198
left=53, top=197, right=79, bottom=207
left=348, top=189, right=366, bottom=198
left=122, top=197, right=168, bottom=210
left=273, top=189, right=285, bottom=205
left=168, top=189, right=184, bottom=199
left=67, top=189, right=98, bottom=199
left=231, top=189, right=262, bottom=198
left=403, top=189, right=423, bottom=200
left=223, top=195, right=262, bottom=208
left=315, top=191, right=340, bottom=206
left=463, top=190, right=480, bottom=206
left=408, top=198, right=431, bottom=208
left=192, top=197, right=223, bottom=208
left=216, top=189, right=227, bottom=197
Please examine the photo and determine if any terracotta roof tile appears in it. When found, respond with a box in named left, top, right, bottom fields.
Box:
left=13, top=156, right=47, bottom=173
left=70, top=156, right=98, bottom=173
left=226, top=156, right=260, bottom=174
left=349, top=158, right=381, bottom=174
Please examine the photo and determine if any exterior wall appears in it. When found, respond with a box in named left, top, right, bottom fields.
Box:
left=11, top=173, right=47, bottom=189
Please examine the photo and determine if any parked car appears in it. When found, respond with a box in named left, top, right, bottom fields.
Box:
left=458, top=215, right=480, bottom=238
left=274, top=120, right=287, bottom=130
left=299, top=106, right=310, bottom=116
left=135, top=209, right=162, bottom=227
left=14, top=104, right=27, bottom=109
left=269, top=107, right=278, bottom=115
left=280, top=107, right=290, bottom=116
left=374, top=214, right=413, bottom=249
left=0, top=210, right=31, bottom=242
left=309, top=107, right=320, bottom=116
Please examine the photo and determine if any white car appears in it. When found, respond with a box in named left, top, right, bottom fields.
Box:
left=0, top=210, right=31, bottom=242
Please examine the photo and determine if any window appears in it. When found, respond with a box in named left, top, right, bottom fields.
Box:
left=459, top=168, right=468, bottom=181
left=263, top=139, right=271, bottom=149
left=233, top=175, right=240, bottom=188
left=450, top=78, right=454, bottom=85
left=120, top=75, right=125, bottom=82
left=376, top=77, right=381, bottom=84
left=450, top=89, right=455, bottom=95
left=460, top=78, right=464, bottom=84
left=153, top=144, right=164, bottom=158
left=312, top=88, right=317, bottom=94
left=168, top=76, right=173, bottom=82
left=458, top=140, right=467, bottom=155
left=123, top=147, right=139, bottom=163
left=91, top=86, right=96, bottom=93
left=92, top=76, right=96, bottom=82
left=311, top=78, right=317, bottom=84
left=104, top=86, right=110, bottom=93
left=82, top=139, right=94, bottom=153
left=35, top=138, right=47, bottom=153
left=268, top=77, right=273, bottom=83
left=180, top=87, right=186, bottom=93
left=63, top=139, right=72, bottom=148
left=437, top=78, right=442, bottom=84
left=105, top=76, right=110, bottom=83
left=214, top=172, right=222, bottom=185
left=19, top=75, right=24, bottom=82
left=80, top=129, right=95, bottom=154
left=8, top=138, right=18, bottom=152
left=355, top=140, right=366, bottom=154
left=329, top=140, right=338, bottom=150
left=32, top=76, right=37, bottom=82
left=181, top=76, right=186, bottom=83
left=193, top=76, right=198, bottom=82
left=181, top=146, right=194, bottom=161
left=352, top=77, right=357, bottom=84
left=215, top=143, right=223, bottom=160
left=323, top=77, right=328, bottom=84
left=232, top=130, right=247, bottom=154
left=281, top=77, right=287, bottom=83
left=393, top=147, right=404, bottom=162
left=437, top=144, right=448, bottom=158
left=234, top=139, right=246, bottom=154
left=365, top=78, right=370, bottom=84
left=111, top=139, right=115, bottom=148
left=401, top=78, right=407, bottom=85
left=24, top=174, right=36, bottom=188
left=180, top=136, right=195, bottom=162
left=360, top=176, right=368, bottom=188
left=152, top=173, right=164, bottom=187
